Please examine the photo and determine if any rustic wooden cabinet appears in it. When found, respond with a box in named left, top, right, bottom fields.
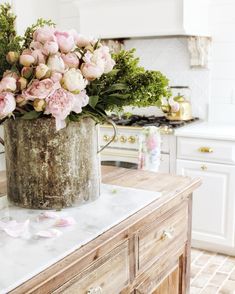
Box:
left=8, top=166, right=200, bottom=294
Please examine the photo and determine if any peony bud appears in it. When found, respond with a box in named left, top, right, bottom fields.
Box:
left=6, top=51, right=19, bottom=64
left=16, top=95, right=27, bottom=107
left=35, top=64, right=50, bottom=79
left=17, top=77, right=28, bottom=91
left=33, top=98, right=46, bottom=112
left=21, top=67, right=33, bottom=79
left=19, top=54, right=35, bottom=67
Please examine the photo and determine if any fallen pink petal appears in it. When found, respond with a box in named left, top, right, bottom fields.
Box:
left=36, top=228, right=62, bottom=238
left=54, top=217, right=76, bottom=227
left=38, top=211, right=60, bottom=221
left=0, top=219, right=30, bottom=238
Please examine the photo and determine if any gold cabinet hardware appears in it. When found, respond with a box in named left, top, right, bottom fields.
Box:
left=198, top=147, right=213, bottom=153
left=128, top=136, right=136, bottom=144
left=201, top=165, right=207, bottom=171
left=87, top=286, right=102, bottom=294
left=103, top=135, right=110, bottom=142
left=120, top=135, right=127, bottom=143
left=161, top=227, right=174, bottom=240
left=113, top=136, right=118, bottom=142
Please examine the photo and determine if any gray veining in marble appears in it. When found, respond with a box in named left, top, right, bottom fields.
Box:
left=0, top=184, right=161, bottom=294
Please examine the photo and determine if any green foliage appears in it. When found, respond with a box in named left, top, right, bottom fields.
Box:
left=0, top=3, right=22, bottom=78
left=22, top=18, right=55, bottom=49
left=21, top=110, right=42, bottom=120
left=85, top=49, right=170, bottom=116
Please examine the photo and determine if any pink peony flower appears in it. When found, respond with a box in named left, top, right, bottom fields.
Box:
left=30, top=41, right=43, bottom=50
left=35, top=64, right=50, bottom=79
left=3, top=70, right=19, bottom=80
left=80, top=62, right=104, bottom=81
left=0, top=92, right=16, bottom=118
left=61, top=52, right=79, bottom=68
left=22, top=79, right=59, bottom=101
left=33, top=26, right=56, bottom=44
left=54, top=31, right=75, bottom=53
left=47, top=54, right=65, bottom=73
left=43, top=41, right=59, bottom=55
left=75, top=34, right=91, bottom=48
left=31, top=49, right=46, bottom=65
left=19, top=52, right=35, bottom=67
left=94, top=46, right=115, bottom=73
left=45, top=88, right=75, bottom=130
left=51, top=72, right=63, bottom=83
left=0, top=76, right=17, bottom=92
left=62, top=68, right=87, bottom=92
left=75, top=90, right=89, bottom=107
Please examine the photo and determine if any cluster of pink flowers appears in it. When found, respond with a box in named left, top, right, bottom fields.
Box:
left=0, top=26, right=115, bottom=130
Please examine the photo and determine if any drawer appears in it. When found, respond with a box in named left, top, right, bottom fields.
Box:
left=54, top=241, right=129, bottom=294
left=137, top=202, right=188, bottom=272
left=177, top=137, right=235, bottom=164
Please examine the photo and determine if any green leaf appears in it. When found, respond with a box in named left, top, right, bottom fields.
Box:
left=101, top=83, right=128, bottom=94
left=89, top=95, right=99, bottom=108
left=21, top=111, right=42, bottom=120
left=108, top=93, right=130, bottom=99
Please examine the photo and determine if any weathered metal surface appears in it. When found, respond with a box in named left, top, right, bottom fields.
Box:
left=4, top=117, right=101, bottom=209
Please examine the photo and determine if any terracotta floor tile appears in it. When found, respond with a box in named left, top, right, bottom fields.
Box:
left=219, top=280, right=235, bottom=293
left=203, top=263, right=220, bottom=274
left=229, top=269, right=235, bottom=281
left=191, top=273, right=212, bottom=288
left=201, top=284, right=219, bottom=294
left=209, top=272, right=228, bottom=287
left=219, top=261, right=235, bottom=273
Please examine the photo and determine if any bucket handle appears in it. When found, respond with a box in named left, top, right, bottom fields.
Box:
left=0, top=120, right=117, bottom=151
left=97, top=119, right=117, bottom=154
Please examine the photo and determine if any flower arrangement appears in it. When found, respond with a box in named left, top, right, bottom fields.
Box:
left=0, top=3, right=170, bottom=131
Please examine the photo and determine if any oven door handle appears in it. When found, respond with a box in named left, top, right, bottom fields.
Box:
left=98, top=119, right=117, bottom=154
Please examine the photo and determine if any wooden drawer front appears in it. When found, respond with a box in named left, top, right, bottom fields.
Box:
left=134, top=246, right=185, bottom=294
left=55, top=241, right=129, bottom=294
left=137, top=203, right=188, bottom=272
left=177, top=137, right=235, bottom=164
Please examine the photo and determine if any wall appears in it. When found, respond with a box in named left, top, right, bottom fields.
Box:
left=209, top=0, right=235, bottom=123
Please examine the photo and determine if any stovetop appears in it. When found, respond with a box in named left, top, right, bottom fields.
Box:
left=109, top=114, right=199, bottom=129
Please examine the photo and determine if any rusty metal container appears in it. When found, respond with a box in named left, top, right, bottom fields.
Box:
left=3, top=117, right=101, bottom=209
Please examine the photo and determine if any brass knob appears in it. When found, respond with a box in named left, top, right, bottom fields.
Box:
left=103, top=135, right=110, bottom=142
left=161, top=227, right=174, bottom=240
left=120, top=135, right=127, bottom=143
left=198, top=147, right=213, bottom=153
left=87, top=286, right=102, bottom=294
left=128, top=136, right=136, bottom=144
left=201, top=165, right=207, bottom=171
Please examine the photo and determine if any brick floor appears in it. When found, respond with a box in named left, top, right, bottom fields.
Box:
left=191, top=248, right=235, bottom=294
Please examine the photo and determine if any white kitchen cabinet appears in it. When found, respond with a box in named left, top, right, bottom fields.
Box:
left=60, top=0, right=210, bottom=38
left=177, top=159, right=235, bottom=255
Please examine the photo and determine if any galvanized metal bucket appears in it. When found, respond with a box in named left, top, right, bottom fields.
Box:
left=2, top=117, right=106, bottom=209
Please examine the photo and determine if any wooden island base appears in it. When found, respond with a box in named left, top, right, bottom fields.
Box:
left=5, top=166, right=201, bottom=294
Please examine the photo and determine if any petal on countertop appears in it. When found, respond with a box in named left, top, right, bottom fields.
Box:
left=0, top=219, right=30, bottom=238
left=54, top=217, right=77, bottom=227
left=36, top=228, right=62, bottom=238
left=38, top=211, right=60, bottom=220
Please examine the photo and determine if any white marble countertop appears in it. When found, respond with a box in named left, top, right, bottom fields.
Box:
left=0, top=184, right=161, bottom=294
left=175, top=121, right=235, bottom=141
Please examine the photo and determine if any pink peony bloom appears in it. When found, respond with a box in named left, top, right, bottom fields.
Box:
left=3, top=70, right=19, bottom=80
left=35, top=64, right=50, bottom=79
left=33, top=26, right=56, bottom=44
left=45, top=88, right=75, bottom=130
left=0, top=76, right=17, bottom=92
left=75, top=90, right=89, bottom=107
left=54, top=31, right=75, bottom=53
left=19, top=53, right=35, bottom=67
left=51, top=72, right=63, bottom=83
left=62, top=68, right=87, bottom=92
left=30, top=41, right=43, bottom=50
left=81, top=62, right=104, bottom=81
left=22, top=79, right=60, bottom=101
left=43, top=41, right=59, bottom=55
left=0, top=92, right=16, bottom=118
left=95, top=46, right=115, bottom=73
left=47, top=54, right=65, bottom=73
left=31, top=49, right=46, bottom=65
left=61, top=52, right=79, bottom=68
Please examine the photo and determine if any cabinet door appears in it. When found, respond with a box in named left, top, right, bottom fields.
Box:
left=177, top=159, right=235, bottom=249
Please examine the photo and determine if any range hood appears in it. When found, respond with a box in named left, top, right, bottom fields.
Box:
left=77, top=0, right=210, bottom=39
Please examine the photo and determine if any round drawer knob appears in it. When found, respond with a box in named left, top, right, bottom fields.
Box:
left=128, top=136, right=136, bottom=144
left=103, top=135, right=110, bottom=142
left=87, top=286, right=102, bottom=294
left=201, top=165, right=207, bottom=171
left=161, top=227, right=174, bottom=240
left=120, top=135, right=127, bottom=143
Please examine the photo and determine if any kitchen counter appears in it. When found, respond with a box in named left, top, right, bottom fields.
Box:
left=175, top=121, right=235, bottom=141
left=0, top=166, right=200, bottom=293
